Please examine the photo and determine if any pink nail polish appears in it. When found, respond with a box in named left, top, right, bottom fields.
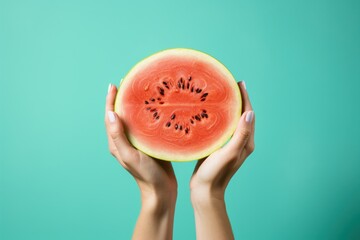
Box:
left=108, top=83, right=112, bottom=93
left=241, top=81, right=247, bottom=90
left=245, top=111, right=254, bottom=123
left=108, top=111, right=116, bottom=123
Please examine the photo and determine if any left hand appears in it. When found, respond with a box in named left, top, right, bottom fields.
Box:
left=105, top=84, right=177, bottom=201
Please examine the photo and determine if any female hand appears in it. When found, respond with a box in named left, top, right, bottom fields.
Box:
left=105, top=84, right=177, bottom=240
left=190, top=81, right=255, bottom=240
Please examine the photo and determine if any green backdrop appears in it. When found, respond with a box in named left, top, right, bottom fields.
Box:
left=1, top=0, right=360, bottom=239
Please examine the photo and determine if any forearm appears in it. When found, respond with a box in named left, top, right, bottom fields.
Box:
left=191, top=190, right=234, bottom=240
left=132, top=192, right=177, bottom=240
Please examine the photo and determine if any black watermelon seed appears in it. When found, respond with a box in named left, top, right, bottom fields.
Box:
left=179, top=125, right=183, bottom=130
left=166, top=122, right=171, bottom=127
left=150, top=98, right=155, bottom=102
left=178, top=82, right=181, bottom=88
left=182, top=84, right=184, bottom=89
left=196, top=88, right=202, bottom=93
left=201, top=98, right=206, bottom=101
left=144, top=100, right=149, bottom=104
left=204, top=114, right=208, bottom=118
left=201, top=93, right=208, bottom=98
left=175, top=124, right=178, bottom=130
left=155, top=115, right=160, bottom=120
left=159, top=101, right=164, bottom=104
left=190, top=119, right=194, bottom=124
left=201, top=113, right=206, bottom=118
left=187, top=83, right=190, bottom=89
left=163, top=81, right=168, bottom=85
left=153, top=112, right=158, bottom=117
left=188, top=76, right=192, bottom=81
left=195, top=115, right=201, bottom=121
left=191, top=86, right=194, bottom=92
left=202, top=109, right=207, bottom=113
left=171, top=114, right=176, bottom=120
left=158, top=87, right=165, bottom=96
left=150, top=108, right=156, bottom=112
left=185, top=128, right=189, bottom=134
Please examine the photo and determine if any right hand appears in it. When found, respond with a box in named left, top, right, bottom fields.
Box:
left=190, top=81, right=255, bottom=200
left=189, top=81, right=255, bottom=240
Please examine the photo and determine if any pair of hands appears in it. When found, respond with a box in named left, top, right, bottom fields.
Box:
left=105, top=81, right=255, bottom=240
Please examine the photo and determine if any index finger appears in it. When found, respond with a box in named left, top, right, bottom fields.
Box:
left=105, top=83, right=118, bottom=114
left=238, top=81, right=253, bottom=112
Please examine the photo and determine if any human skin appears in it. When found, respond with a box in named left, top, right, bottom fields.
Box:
left=105, top=84, right=177, bottom=240
left=190, top=81, right=255, bottom=240
left=105, top=81, right=254, bottom=240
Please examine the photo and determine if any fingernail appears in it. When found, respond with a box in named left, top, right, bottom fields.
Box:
left=245, top=111, right=254, bottom=123
left=108, top=111, right=116, bottom=123
left=108, top=83, right=112, bottom=93
left=241, top=81, right=247, bottom=90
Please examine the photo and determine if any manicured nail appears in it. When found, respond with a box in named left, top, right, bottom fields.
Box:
left=241, top=81, right=247, bottom=90
left=108, top=111, right=116, bottom=123
left=108, top=83, right=112, bottom=93
left=245, top=111, right=254, bottom=123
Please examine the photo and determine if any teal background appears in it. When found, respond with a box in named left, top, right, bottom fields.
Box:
left=1, top=0, right=360, bottom=239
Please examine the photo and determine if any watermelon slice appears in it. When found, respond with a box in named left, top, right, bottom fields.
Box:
left=115, top=48, right=241, bottom=161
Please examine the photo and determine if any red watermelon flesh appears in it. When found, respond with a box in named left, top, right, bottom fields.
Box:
left=115, top=48, right=241, bottom=161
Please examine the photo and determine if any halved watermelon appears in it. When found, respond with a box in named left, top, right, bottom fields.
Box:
left=115, top=48, right=241, bottom=161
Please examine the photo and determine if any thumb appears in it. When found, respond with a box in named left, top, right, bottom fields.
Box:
left=225, top=111, right=254, bottom=151
left=106, top=111, right=135, bottom=160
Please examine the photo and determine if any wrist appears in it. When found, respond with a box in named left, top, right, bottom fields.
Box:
left=191, top=187, right=227, bottom=216
left=141, top=188, right=177, bottom=215
left=191, top=191, right=234, bottom=240
left=133, top=186, right=177, bottom=240
left=191, top=194, right=224, bottom=208
left=190, top=185, right=225, bottom=205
